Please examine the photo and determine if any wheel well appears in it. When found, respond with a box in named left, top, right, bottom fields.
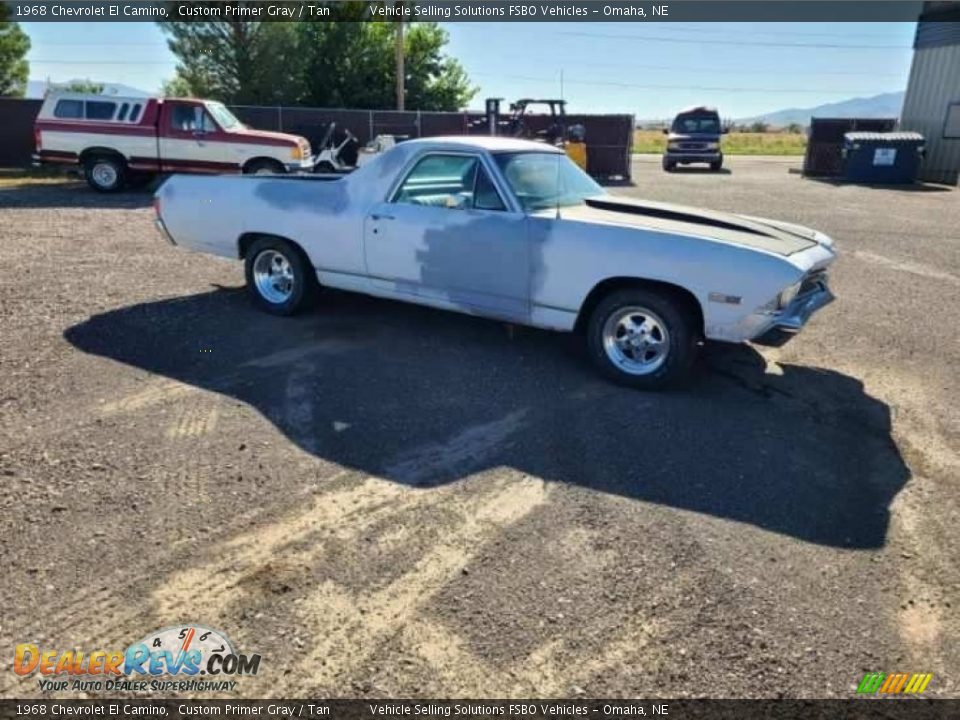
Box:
left=574, top=277, right=704, bottom=336
left=238, top=232, right=310, bottom=265
left=79, top=148, right=127, bottom=168
left=242, top=156, right=285, bottom=174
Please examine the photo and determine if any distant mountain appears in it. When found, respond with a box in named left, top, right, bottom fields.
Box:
left=737, top=91, right=905, bottom=128
left=26, top=80, right=151, bottom=99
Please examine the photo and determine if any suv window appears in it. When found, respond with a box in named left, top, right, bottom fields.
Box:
left=394, top=154, right=505, bottom=211
left=53, top=99, right=83, bottom=119
left=86, top=101, right=117, bottom=121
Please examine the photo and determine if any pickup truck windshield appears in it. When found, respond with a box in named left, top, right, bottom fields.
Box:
left=494, top=152, right=603, bottom=212
left=205, top=102, right=243, bottom=131
left=671, top=115, right=721, bottom=134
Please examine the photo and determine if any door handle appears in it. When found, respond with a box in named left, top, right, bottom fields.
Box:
left=370, top=213, right=395, bottom=221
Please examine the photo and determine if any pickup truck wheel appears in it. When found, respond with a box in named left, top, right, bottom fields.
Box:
left=84, top=157, right=126, bottom=193
left=245, top=159, right=285, bottom=176
left=245, top=239, right=317, bottom=316
left=586, top=289, right=698, bottom=390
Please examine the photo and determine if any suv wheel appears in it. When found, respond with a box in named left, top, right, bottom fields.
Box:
left=662, top=157, right=675, bottom=172
left=84, top=156, right=126, bottom=193
left=586, top=288, right=699, bottom=390
left=244, top=237, right=318, bottom=316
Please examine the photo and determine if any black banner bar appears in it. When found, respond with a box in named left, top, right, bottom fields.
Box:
left=2, top=0, right=935, bottom=23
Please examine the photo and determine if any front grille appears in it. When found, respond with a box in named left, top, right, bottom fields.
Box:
left=799, top=270, right=828, bottom=297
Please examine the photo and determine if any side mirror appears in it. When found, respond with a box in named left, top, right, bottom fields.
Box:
left=661, top=128, right=669, bottom=135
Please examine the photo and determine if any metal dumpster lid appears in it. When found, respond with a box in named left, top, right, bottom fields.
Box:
left=844, top=131, right=925, bottom=142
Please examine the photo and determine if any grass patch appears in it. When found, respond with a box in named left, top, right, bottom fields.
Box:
left=0, top=168, right=80, bottom=188
left=633, top=130, right=807, bottom=156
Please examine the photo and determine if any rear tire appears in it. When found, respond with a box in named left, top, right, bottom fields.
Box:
left=244, top=237, right=318, bottom=316
left=84, top=156, right=126, bottom=193
left=244, top=159, right=285, bottom=176
left=586, top=288, right=698, bottom=390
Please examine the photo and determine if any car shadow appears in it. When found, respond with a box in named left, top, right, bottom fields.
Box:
left=666, top=167, right=733, bottom=175
left=804, top=176, right=953, bottom=193
left=0, top=182, right=155, bottom=209
left=63, top=288, right=910, bottom=549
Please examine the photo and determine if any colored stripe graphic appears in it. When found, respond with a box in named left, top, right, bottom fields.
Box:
left=858, top=672, right=933, bottom=694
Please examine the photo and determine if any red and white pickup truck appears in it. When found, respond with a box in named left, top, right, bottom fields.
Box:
left=33, top=93, right=313, bottom=192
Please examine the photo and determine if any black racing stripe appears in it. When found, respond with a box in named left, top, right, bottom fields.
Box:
left=584, top=198, right=769, bottom=238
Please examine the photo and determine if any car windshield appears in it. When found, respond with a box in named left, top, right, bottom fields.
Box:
left=205, top=102, right=243, bottom=130
left=494, top=152, right=604, bottom=211
left=672, top=115, right=721, bottom=134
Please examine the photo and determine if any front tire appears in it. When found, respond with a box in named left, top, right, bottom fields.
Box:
left=244, top=238, right=318, bottom=316
left=662, top=157, right=675, bottom=172
left=84, top=156, right=126, bottom=193
left=710, top=158, right=723, bottom=172
left=244, top=159, right=285, bottom=176
left=586, top=288, right=698, bottom=390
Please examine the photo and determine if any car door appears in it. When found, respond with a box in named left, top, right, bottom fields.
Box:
left=158, top=102, right=233, bottom=173
left=364, top=152, right=530, bottom=321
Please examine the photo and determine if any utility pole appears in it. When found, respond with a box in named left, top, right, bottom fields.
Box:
left=395, top=2, right=405, bottom=111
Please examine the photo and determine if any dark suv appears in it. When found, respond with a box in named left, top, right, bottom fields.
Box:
left=662, top=107, right=725, bottom=172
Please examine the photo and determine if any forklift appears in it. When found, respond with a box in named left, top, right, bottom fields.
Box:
left=472, top=97, right=588, bottom=171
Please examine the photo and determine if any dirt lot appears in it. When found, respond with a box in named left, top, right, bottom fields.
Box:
left=0, top=157, right=957, bottom=698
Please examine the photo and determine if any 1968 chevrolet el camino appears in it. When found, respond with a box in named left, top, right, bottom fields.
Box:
left=154, top=136, right=835, bottom=389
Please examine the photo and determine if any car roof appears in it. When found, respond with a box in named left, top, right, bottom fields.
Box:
left=403, top=136, right=564, bottom=153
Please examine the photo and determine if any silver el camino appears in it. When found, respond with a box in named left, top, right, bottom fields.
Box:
left=154, top=136, right=835, bottom=389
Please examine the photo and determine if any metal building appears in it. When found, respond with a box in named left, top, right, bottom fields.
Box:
left=900, top=2, right=960, bottom=185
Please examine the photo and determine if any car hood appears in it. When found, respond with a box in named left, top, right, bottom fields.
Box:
left=231, top=127, right=304, bottom=147
left=555, top=196, right=821, bottom=256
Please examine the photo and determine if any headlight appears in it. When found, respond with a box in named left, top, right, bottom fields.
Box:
left=667, top=142, right=680, bottom=150
left=289, top=145, right=303, bottom=160
left=778, top=281, right=802, bottom=308
left=706, top=142, right=719, bottom=150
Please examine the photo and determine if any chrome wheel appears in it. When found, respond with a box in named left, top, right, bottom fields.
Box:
left=91, top=162, right=118, bottom=188
left=252, top=249, right=295, bottom=304
left=601, top=306, right=670, bottom=376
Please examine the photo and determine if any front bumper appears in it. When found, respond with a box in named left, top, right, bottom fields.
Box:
left=287, top=156, right=314, bottom=173
left=665, top=151, right=722, bottom=164
left=752, top=276, right=834, bottom=346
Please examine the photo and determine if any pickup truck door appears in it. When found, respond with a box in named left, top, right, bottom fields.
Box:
left=158, top=101, right=235, bottom=173
left=363, top=152, right=529, bottom=321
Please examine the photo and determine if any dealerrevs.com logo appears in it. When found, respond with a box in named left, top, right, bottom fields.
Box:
left=14, top=624, right=261, bottom=693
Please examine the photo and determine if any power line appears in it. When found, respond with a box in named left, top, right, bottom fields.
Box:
left=470, top=71, right=895, bottom=95
left=559, top=30, right=911, bottom=49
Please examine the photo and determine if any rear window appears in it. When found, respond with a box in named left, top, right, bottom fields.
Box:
left=85, top=101, right=116, bottom=121
left=53, top=99, right=83, bottom=119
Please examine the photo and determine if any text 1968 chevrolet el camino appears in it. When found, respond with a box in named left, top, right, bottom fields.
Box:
left=154, top=136, right=835, bottom=389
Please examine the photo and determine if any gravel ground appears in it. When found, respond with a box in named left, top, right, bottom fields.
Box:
left=0, top=157, right=957, bottom=699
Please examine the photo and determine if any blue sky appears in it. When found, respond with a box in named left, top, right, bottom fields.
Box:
left=23, top=21, right=917, bottom=118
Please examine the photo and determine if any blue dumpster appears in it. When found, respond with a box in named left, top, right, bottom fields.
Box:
left=842, top=132, right=925, bottom=184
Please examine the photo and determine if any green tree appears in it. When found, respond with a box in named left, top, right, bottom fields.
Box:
left=158, top=6, right=301, bottom=104
left=161, top=71, right=193, bottom=97
left=0, top=3, right=30, bottom=97
left=59, top=79, right=104, bottom=94
left=749, top=121, right=770, bottom=133
left=295, top=20, right=474, bottom=110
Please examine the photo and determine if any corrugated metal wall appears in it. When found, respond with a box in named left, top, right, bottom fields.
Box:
left=900, top=43, right=960, bottom=185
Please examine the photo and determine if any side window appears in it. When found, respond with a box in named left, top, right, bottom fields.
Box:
left=473, top=165, right=506, bottom=211
left=117, top=103, right=129, bottom=122
left=170, top=104, right=198, bottom=131
left=393, top=154, right=479, bottom=209
left=85, top=101, right=116, bottom=121
left=129, top=103, right=142, bottom=123
left=200, top=110, right=217, bottom=133
left=53, top=99, right=83, bottom=119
